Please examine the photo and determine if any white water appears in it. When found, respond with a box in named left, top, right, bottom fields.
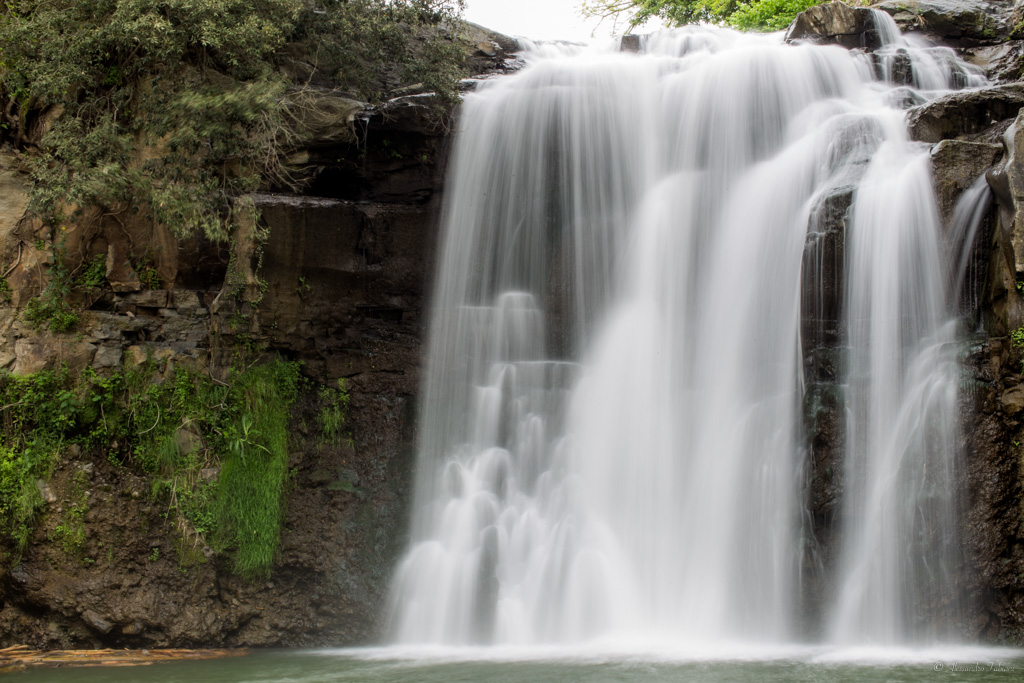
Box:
left=388, top=18, right=986, bottom=648
left=949, top=175, right=994, bottom=317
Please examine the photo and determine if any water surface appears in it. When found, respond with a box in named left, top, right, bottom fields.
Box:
left=7, top=647, right=1023, bottom=682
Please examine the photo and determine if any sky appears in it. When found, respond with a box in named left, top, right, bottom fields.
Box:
left=462, top=0, right=617, bottom=43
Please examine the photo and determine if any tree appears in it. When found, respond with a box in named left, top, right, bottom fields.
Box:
left=0, top=0, right=466, bottom=241
left=581, top=0, right=822, bottom=33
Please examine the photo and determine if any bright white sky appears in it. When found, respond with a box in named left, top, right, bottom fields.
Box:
left=462, top=0, right=614, bottom=42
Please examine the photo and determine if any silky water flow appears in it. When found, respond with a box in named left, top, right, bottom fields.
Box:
left=387, top=15, right=988, bottom=649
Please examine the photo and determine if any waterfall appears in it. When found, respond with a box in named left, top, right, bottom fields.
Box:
left=387, top=20, right=985, bottom=647
left=949, top=175, right=994, bottom=317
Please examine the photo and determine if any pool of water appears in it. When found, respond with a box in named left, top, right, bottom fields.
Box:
left=6, top=645, right=1023, bottom=682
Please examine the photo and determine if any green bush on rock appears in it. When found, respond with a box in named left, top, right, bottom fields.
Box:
left=0, top=0, right=465, bottom=240
left=0, top=359, right=323, bottom=579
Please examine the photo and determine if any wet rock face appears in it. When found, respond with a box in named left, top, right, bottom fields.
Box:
left=961, top=342, right=1024, bottom=643
left=0, top=439, right=410, bottom=648
left=787, top=0, right=1024, bottom=640
left=932, top=140, right=1003, bottom=226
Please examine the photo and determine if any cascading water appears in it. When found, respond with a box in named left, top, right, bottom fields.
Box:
left=387, top=17, right=987, bottom=648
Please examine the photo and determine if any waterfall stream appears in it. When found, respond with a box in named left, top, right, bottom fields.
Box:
left=387, top=19, right=987, bottom=648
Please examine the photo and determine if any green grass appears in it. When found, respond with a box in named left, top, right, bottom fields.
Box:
left=213, top=361, right=300, bottom=578
left=317, top=378, right=350, bottom=448
left=0, top=357, right=314, bottom=579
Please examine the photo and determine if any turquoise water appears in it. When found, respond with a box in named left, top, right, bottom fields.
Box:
left=6, top=647, right=1023, bottom=682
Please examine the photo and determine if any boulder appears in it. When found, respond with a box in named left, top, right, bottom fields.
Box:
left=906, top=83, right=1024, bottom=143
left=457, top=22, right=521, bottom=76
left=81, top=609, right=114, bottom=635
left=1000, top=384, right=1024, bottom=413
left=872, top=0, right=1012, bottom=46
left=962, top=40, right=1024, bottom=83
left=786, top=1, right=884, bottom=49
left=621, top=35, right=642, bottom=53
left=92, top=345, right=123, bottom=370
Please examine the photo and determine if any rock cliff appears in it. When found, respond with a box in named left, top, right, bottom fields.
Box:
left=5, top=1, right=1024, bottom=649
left=0, top=24, right=519, bottom=648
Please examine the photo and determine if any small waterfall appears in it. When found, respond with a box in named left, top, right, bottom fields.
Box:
left=949, top=175, right=995, bottom=317
left=388, top=20, right=984, bottom=648
left=830, top=144, right=963, bottom=644
left=870, top=9, right=986, bottom=92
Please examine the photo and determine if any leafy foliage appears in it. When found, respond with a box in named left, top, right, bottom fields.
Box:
left=581, top=0, right=822, bottom=32
left=0, top=368, right=78, bottom=552
left=22, top=244, right=93, bottom=333
left=0, top=0, right=465, bottom=241
left=730, top=0, right=821, bottom=30
left=291, top=0, right=467, bottom=106
left=93, top=359, right=303, bottom=578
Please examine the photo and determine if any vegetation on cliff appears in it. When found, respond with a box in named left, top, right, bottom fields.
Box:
left=0, top=0, right=465, bottom=241
left=0, top=357, right=349, bottom=578
left=582, top=0, right=823, bottom=32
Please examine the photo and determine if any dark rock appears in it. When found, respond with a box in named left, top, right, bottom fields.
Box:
left=81, top=610, right=114, bottom=635
left=786, top=1, right=883, bottom=49
left=802, top=185, right=852, bottom=350
left=985, top=109, right=1024, bottom=334
left=370, top=94, right=448, bottom=135
left=906, top=83, right=1024, bottom=143
left=931, top=139, right=1002, bottom=230
left=621, top=35, right=641, bottom=53
left=962, top=40, right=1024, bottom=82
left=872, top=0, right=1012, bottom=46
